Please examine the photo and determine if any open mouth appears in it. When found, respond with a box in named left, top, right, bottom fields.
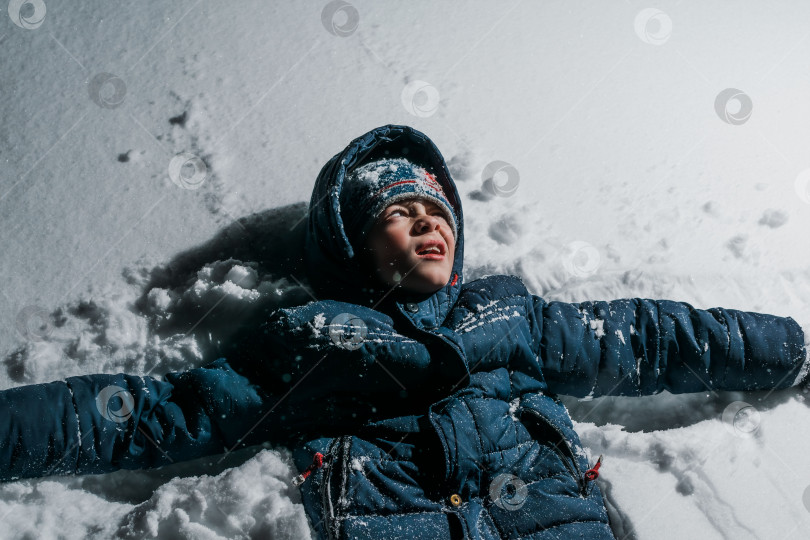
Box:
left=416, top=241, right=445, bottom=259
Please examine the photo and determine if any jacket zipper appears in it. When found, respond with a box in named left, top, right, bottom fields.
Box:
left=320, top=435, right=351, bottom=540
left=519, top=408, right=587, bottom=496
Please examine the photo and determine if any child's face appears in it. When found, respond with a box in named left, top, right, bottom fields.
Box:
left=363, top=198, right=455, bottom=294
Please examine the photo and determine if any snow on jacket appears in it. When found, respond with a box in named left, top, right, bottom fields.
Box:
left=0, top=125, right=807, bottom=540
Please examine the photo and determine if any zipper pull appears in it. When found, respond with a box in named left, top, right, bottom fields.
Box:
left=584, top=454, right=603, bottom=482
left=292, top=452, right=325, bottom=486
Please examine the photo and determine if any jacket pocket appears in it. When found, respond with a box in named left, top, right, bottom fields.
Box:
left=517, top=406, right=586, bottom=496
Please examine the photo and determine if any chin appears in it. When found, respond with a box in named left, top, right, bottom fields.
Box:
left=401, top=272, right=450, bottom=294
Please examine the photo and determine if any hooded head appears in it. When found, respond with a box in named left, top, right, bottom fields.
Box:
left=304, top=125, right=464, bottom=322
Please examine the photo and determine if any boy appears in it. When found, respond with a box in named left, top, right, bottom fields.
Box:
left=1, top=124, right=808, bottom=540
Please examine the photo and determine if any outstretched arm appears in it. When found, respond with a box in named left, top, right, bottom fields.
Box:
left=529, top=296, right=808, bottom=398
left=0, top=299, right=449, bottom=483
left=0, top=358, right=278, bottom=482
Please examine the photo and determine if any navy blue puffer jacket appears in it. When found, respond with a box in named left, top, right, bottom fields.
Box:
left=0, top=125, right=806, bottom=540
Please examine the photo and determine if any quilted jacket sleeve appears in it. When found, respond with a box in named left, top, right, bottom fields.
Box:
left=236, top=300, right=455, bottom=418
left=0, top=357, right=278, bottom=482
left=0, top=300, right=440, bottom=483
left=529, top=296, right=808, bottom=398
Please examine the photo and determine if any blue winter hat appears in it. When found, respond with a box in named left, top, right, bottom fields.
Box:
left=341, top=157, right=458, bottom=251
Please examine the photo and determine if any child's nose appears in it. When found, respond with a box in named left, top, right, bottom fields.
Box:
left=414, top=214, right=444, bottom=233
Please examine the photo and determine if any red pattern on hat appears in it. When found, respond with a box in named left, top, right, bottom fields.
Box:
left=369, top=172, right=448, bottom=202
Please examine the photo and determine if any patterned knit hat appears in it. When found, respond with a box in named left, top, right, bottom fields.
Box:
left=341, top=157, right=458, bottom=250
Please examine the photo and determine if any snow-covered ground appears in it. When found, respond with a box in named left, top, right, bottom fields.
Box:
left=2, top=1, right=810, bottom=538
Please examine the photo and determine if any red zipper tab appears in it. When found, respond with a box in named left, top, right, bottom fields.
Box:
left=292, top=452, right=325, bottom=486
left=584, top=454, right=603, bottom=482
